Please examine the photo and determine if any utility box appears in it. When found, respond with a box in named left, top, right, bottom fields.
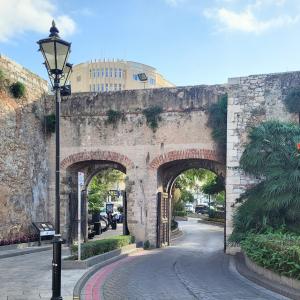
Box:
left=32, top=222, right=55, bottom=245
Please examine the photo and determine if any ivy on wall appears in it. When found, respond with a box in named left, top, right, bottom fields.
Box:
left=44, top=114, right=56, bottom=133
left=106, top=109, right=124, bottom=127
left=284, top=88, right=300, bottom=123
left=142, top=105, right=163, bottom=132
left=207, top=94, right=227, bottom=158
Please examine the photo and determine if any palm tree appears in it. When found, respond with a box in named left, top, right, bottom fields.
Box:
left=232, top=121, right=300, bottom=241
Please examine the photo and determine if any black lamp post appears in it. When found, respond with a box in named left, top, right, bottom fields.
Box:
left=37, top=21, right=71, bottom=300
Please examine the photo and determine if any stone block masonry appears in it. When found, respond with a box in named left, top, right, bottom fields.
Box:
left=0, top=55, right=49, bottom=240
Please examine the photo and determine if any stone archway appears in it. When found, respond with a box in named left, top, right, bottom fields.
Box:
left=149, top=149, right=226, bottom=248
left=59, top=150, right=134, bottom=242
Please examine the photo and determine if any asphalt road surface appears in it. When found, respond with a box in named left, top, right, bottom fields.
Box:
left=82, top=218, right=288, bottom=300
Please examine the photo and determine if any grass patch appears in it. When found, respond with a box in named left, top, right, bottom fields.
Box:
left=71, top=235, right=134, bottom=260
left=241, top=232, right=300, bottom=280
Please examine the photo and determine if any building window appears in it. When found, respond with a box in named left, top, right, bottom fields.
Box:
left=102, top=84, right=104, bottom=92
left=97, top=69, right=100, bottom=77
left=114, top=84, right=117, bottom=91
left=97, top=84, right=100, bottom=92
left=106, top=68, right=108, bottom=77
left=89, top=69, right=92, bottom=78
left=102, top=68, right=104, bottom=77
left=119, top=84, right=122, bottom=91
left=149, top=78, right=155, bottom=85
left=93, top=84, right=96, bottom=92
left=106, top=83, right=108, bottom=91
left=94, top=69, right=97, bottom=78
left=110, top=84, right=113, bottom=90
left=119, top=69, right=122, bottom=78
left=89, top=84, right=92, bottom=91
left=110, top=68, right=113, bottom=77
left=114, top=68, right=117, bottom=77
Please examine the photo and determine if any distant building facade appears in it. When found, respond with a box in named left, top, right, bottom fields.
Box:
left=69, top=59, right=175, bottom=93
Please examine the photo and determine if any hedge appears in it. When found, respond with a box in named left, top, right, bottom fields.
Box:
left=174, top=211, right=187, bottom=217
left=71, top=235, right=134, bottom=260
left=241, top=232, right=300, bottom=280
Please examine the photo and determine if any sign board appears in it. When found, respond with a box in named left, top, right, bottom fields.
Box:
left=78, top=172, right=84, bottom=186
left=32, top=222, right=55, bottom=245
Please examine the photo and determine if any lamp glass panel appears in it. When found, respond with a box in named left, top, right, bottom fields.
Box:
left=41, top=41, right=56, bottom=71
left=61, top=64, right=72, bottom=86
left=55, top=42, right=70, bottom=72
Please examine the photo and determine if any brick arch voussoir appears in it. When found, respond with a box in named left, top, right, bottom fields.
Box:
left=60, top=150, right=134, bottom=170
left=149, top=148, right=222, bottom=170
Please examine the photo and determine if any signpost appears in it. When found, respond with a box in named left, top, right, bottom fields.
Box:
left=78, top=172, right=84, bottom=261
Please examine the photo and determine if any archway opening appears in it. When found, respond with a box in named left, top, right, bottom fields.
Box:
left=156, top=158, right=226, bottom=249
left=65, top=160, right=129, bottom=244
left=87, top=168, right=128, bottom=240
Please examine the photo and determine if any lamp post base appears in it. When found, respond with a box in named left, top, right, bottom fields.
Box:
left=51, top=234, right=63, bottom=300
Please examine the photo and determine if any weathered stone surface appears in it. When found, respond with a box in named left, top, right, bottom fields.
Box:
left=0, top=55, right=48, bottom=240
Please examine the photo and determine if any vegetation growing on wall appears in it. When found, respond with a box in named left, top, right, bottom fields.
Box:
left=10, top=81, right=25, bottom=98
left=44, top=114, right=56, bottom=133
left=106, top=109, right=124, bottom=127
left=284, top=88, right=300, bottom=123
left=207, top=94, right=227, bottom=157
left=231, top=121, right=300, bottom=242
left=142, top=105, right=163, bottom=131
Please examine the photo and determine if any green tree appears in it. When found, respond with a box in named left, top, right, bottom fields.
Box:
left=232, top=121, right=300, bottom=241
left=88, top=169, right=125, bottom=213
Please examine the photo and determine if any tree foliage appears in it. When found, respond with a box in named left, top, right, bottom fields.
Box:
left=232, top=121, right=300, bottom=241
left=88, top=169, right=125, bottom=213
left=201, top=175, right=224, bottom=196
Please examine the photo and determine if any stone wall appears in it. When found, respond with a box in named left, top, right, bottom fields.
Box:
left=226, top=72, right=300, bottom=253
left=45, top=85, right=227, bottom=244
left=0, top=55, right=49, bottom=241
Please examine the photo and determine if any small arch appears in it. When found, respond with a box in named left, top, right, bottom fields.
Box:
left=60, top=150, right=134, bottom=170
left=149, top=149, right=223, bottom=170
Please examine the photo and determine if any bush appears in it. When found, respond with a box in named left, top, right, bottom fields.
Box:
left=106, top=109, right=124, bottom=127
left=174, top=211, right=187, bottom=217
left=71, top=235, right=134, bottom=260
left=10, top=81, right=25, bottom=98
left=142, top=105, right=163, bottom=131
left=0, top=69, right=5, bottom=81
left=143, top=240, right=150, bottom=249
left=44, top=114, right=56, bottom=133
left=241, top=232, right=300, bottom=280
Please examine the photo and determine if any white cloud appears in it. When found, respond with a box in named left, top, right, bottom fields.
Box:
left=204, top=0, right=300, bottom=33
left=0, top=0, right=76, bottom=43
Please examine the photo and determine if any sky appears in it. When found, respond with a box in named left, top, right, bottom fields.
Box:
left=1, top=0, right=300, bottom=86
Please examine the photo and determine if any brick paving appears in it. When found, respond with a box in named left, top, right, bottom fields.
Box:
left=83, top=219, right=289, bottom=300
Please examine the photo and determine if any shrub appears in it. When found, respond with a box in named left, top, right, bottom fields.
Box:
left=10, top=81, right=25, bottom=98
left=142, top=105, right=163, bottom=131
left=71, top=235, right=134, bottom=260
left=143, top=240, right=150, bottom=250
left=44, top=114, right=56, bottom=133
left=106, top=109, right=124, bottom=127
left=174, top=211, right=187, bottom=217
left=0, top=69, right=5, bottom=81
left=241, top=232, right=300, bottom=280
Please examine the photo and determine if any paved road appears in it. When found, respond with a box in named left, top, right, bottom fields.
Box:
left=82, top=219, right=288, bottom=300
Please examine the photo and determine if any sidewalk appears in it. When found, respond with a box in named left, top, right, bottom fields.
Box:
left=0, top=228, right=124, bottom=300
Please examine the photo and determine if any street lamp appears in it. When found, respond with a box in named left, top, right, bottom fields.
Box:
left=37, top=20, right=71, bottom=300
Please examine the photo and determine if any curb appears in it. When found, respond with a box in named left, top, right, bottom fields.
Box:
left=73, top=247, right=140, bottom=299
left=0, top=245, right=52, bottom=259
left=197, top=219, right=224, bottom=227
left=235, top=252, right=300, bottom=300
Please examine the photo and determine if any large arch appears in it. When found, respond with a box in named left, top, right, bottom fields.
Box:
left=59, top=151, right=133, bottom=243
left=151, top=149, right=226, bottom=248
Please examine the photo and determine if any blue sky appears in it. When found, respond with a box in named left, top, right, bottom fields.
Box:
left=1, top=0, right=300, bottom=86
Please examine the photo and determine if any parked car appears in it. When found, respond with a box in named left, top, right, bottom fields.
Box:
left=99, top=206, right=123, bottom=223
left=185, top=203, right=195, bottom=213
left=195, top=204, right=209, bottom=214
